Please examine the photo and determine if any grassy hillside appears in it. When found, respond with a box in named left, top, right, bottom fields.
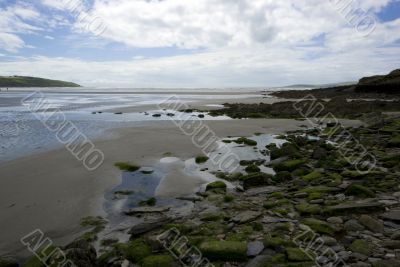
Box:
left=0, top=76, right=81, bottom=87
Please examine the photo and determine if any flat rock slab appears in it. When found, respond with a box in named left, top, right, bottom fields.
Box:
left=124, top=206, right=170, bottom=215
left=232, top=211, right=262, bottom=224
left=128, top=217, right=172, bottom=236
left=262, top=216, right=298, bottom=224
left=245, top=186, right=284, bottom=196
left=329, top=201, right=384, bottom=212
left=247, top=241, right=264, bottom=257
left=381, top=210, right=400, bottom=222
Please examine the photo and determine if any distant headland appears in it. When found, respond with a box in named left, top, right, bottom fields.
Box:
left=0, top=76, right=81, bottom=88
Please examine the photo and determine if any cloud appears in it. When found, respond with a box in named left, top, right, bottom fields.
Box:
left=0, top=3, right=42, bottom=52
left=0, top=44, right=398, bottom=87
left=1, top=0, right=399, bottom=86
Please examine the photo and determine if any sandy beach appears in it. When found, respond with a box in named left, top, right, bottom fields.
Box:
left=0, top=91, right=364, bottom=258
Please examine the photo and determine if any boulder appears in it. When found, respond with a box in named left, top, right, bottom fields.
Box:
left=358, top=215, right=383, bottom=233
left=247, top=241, right=264, bottom=257
left=199, top=241, right=248, bottom=261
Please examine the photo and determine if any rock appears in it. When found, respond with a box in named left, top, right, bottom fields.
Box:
left=244, top=186, right=284, bottom=196
left=124, top=206, right=170, bottom=215
left=272, top=159, right=305, bottom=172
left=391, top=231, right=400, bottom=240
left=327, top=217, right=343, bottom=224
left=312, top=147, right=327, bottom=159
left=247, top=241, right=264, bottom=257
left=381, top=210, right=400, bottom=222
left=176, top=195, right=203, bottom=202
left=245, top=255, right=273, bottom=267
left=232, top=211, right=262, bottom=224
left=372, top=259, right=400, bottom=267
left=128, top=217, right=172, bottom=236
left=152, top=114, right=161, bottom=117
left=141, top=255, right=174, bottom=267
left=241, top=173, right=273, bottom=190
left=286, top=247, right=312, bottom=262
left=302, top=218, right=337, bottom=236
left=359, top=215, right=384, bottom=233
left=349, top=240, right=372, bottom=256
left=344, top=219, right=365, bottom=232
left=262, top=216, right=297, bottom=224
left=0, top=256, right=18, bottom=267
left=64, top=239, right=97, bottom=267
left=206, top=181, right=227, bottom=192
left=199, top=241, right=248, bottom=261
left=382, top=241, right=400, bottom=249
left=328, top=201, right=384, bottom=213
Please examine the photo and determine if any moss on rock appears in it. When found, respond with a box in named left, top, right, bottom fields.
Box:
left=199, top=241, right=247, bottom=261
left=142, top=255, right=174, bottom=267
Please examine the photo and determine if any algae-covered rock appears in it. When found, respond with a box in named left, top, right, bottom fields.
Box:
left=0, top=257, right=19, bottom=267
left=206, top=181, right=227, bottom=192
left=199, top=241, right=248, bottom=261
left=295, top=203, right=321, bottom=215
left=286, top=248, right=312, bottom=262
left=241, top=173, right=272, bottom=190
left=302, top=218, right=337, bottom=236
left=345, top=184, right=375, bottom=198
left=118, top=239, right=152, bottom=263
left=349, top=239, right=371, bottom=256
left=273, top=159, right=305, bottom=172
left=302, top=171, right=323, bottom=182
left=142, top=255, right=174, bottom=267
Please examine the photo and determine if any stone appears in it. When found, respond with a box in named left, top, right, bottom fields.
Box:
left=359, top=215, right=384, bottom=233
left=244, top=186, right=284, bottom=196
left=64, top=239, right=97, bottom=267
left=232, top=211, right=262, bottom=224
left=312, top=147, right=327, bottom=159
left=381, top=210, right=400, bottom=222
left=302, top=218, right=337, bottom=236
left=382, top=241, right=400, bottom=249
left=128, top=217, right=172, bottom=236
left=286, top=247, right=312, bottom=262
left=372, top=259, right=400, bottom=267
left=344, top=219, right=365, bottom=232
left=262, top=216, right=297, bottom=224
left=124, top=206, right=170, bottom=215
left=327, top=217, right=343, bottom=224
left=245, top=255, right=273, bottom=267
left=0, top=256, right=18, bottom=267
left=349, top=240, right=372, bottom=256
left=328, top=201, right=384, bottom=213
left=199, top=241, right=248, bottom=262
left=247, top=241, right=264, bottom=257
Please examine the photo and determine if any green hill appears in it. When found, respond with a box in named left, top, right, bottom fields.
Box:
left=0, top=76, right=81, bottom=87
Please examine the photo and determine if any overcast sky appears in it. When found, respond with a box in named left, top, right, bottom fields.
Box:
left=0, top=0, right=399, bottom=88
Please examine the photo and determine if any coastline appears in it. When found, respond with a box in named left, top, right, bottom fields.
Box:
left=0, top=117, right=363, bottom=257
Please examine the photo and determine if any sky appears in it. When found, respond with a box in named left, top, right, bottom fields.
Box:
left=0, top=0, right=399, bottom=88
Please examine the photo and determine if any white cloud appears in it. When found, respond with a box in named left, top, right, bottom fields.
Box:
left=1, top=0, right=399, bottom=86
left=0, top=4, right=42, bottom=52
left=0, top=45, right=398, bottom=87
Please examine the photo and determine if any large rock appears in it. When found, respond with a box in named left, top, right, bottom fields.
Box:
left=358, top=215, right=383, bottom=233
left=241, top=173, right=273, bottom=190
left=64, top=239, right=97, bottom=267
left=244, top=186, right=284, bottom=196
left=124, top=206, right=170, bottom=216
left=380, top=210, right=400, bottom=222
left=247, top=241, right=264, bottom=257
left=199, top=241, right=248, bottom=261
left=128, top=217, right=172, bottom=236
left=0, top=256, right=18, bottom=267
left=328, top=200, right=384, bottom=213
left=232, top=211, right=262, bottom=224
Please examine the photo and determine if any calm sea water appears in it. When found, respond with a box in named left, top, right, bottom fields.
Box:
left=0, top=88, right=265, bottom=163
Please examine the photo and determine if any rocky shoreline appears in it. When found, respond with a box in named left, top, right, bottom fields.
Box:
left=3, top=109, right=400, bottom=267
